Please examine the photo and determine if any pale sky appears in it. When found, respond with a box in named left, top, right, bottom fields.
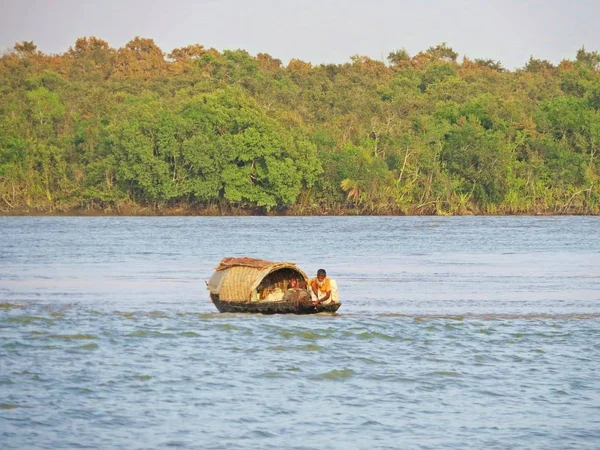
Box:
left=1, top=0, right=598, bottom=70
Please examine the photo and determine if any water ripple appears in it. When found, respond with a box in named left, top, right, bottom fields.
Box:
left=1, top=216, right=600, bottom=449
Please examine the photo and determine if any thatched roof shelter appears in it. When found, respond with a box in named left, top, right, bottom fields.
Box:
left=207, top=257, right=308, bottom=303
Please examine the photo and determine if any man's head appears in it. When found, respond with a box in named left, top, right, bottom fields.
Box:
left=289, top=278, right=298, bottom=288
left=316, top=269, right=326, bottom=281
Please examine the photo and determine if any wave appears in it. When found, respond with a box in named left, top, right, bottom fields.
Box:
left=310, top=368, right=355, bottom=381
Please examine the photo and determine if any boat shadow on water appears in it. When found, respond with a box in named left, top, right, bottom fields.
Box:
left=211, top=297, right=341, bottom=315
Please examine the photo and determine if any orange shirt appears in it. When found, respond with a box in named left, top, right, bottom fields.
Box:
left=309, top=277, right=331, bottom=294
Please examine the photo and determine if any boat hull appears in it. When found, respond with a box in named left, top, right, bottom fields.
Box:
left=212, top=298, right=341, bottom=315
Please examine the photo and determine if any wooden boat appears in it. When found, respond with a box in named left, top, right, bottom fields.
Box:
left=211, top=297, right=341, bottom=314
left=207, top=257, right=341, bottom=314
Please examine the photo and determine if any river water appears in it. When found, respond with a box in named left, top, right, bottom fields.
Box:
left=1, top=216, right=599, bottom=449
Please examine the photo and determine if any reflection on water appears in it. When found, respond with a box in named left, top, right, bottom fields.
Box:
left=1, top=217, right=599, bottom=449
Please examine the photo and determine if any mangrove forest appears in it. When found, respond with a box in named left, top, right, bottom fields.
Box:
left=1, top=38, right=600, bottom=215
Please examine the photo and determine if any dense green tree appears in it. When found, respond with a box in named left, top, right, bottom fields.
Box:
left=576, top=47, right=600, bottom=71
left=387, top=49, right=411, bottom=67
left=523, top=57, right=556, bottom=73
left=0, top=37, right=598, bottom=214
left=426, top=43, right=459, bottom=62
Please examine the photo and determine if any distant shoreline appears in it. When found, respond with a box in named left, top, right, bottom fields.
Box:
left=1, top=206, right=595, bottom=217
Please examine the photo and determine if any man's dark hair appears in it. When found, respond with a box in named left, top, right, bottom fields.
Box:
left=317, top=269, right=326, bottom=277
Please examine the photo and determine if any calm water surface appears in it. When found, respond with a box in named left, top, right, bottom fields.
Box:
left=1, top=217, right=599, bottom=449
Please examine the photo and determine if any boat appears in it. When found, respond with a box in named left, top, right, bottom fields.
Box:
left=206, top=257, right=341, bottom=314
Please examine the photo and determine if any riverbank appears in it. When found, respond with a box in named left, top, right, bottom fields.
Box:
left=1, top=203, right=596, bottom=216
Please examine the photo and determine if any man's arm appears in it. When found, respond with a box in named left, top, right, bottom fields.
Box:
left=316, top=291, right=331, bottom=304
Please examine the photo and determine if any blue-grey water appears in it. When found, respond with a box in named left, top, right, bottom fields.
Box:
left=1, top=216, right=599, bottom=449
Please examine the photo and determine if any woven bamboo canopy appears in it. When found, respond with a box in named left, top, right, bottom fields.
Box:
left=207, top=257, right=308, bottom=303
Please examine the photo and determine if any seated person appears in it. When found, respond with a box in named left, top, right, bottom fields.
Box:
left=308, top=269, right=339, bottom=306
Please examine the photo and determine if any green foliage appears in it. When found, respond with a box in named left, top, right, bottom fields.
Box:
left=387, top=49, right=411, bottom=66
left=523, top=57, right=556, bottom=73
left=474, top=59, right=504, bottom=72
left=0, top=37, right=599, bottom=214
left=576, top=47, right=600, bottom=71
left=26, top=87, right=65, bottom=131
left=426, top=43, right=459, bottom=62
left=420, top=63, right=457, bottom=92
left=440, top=119, right=509, bottom=204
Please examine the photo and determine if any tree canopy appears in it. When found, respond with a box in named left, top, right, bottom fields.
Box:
left=1, top=37, right=599, bottom=214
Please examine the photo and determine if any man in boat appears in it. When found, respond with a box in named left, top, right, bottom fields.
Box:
left=308, top=269, right=339, bottom=306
